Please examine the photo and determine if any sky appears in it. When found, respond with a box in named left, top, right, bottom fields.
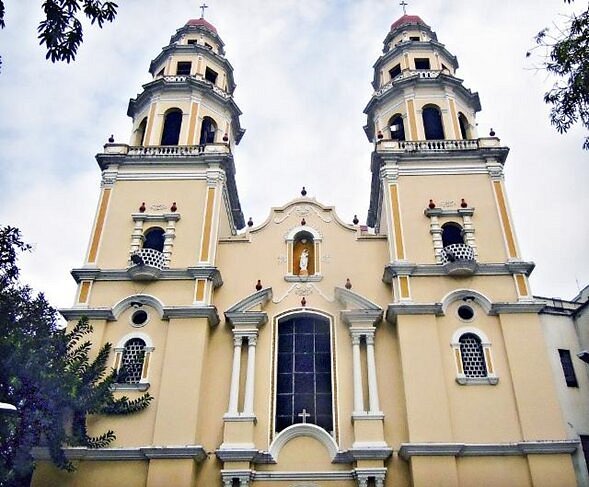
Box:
left=0, top=0, right=587, bottom=310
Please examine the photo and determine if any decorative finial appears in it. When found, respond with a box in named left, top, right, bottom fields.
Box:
left=301, top=297, right=307, bottom=307
left=400, top=0, right=408, bottom=15
left=108, top=134, right=114, bottom=143
left=377, top=130, right=383, bottom=140
left=489, top=128, right=496, bottom=137
left=247, top=217, right=254, bottom=227
left=345, top=278, right=352, bottom=290
left=223, top=133, right=229, bottom=142
left=255, top=280, right=262, bottom=291
left=139, top=202, right=146, bottom=213
left=301, top=186, right=307, bottom=197
left=428, top=199, right=436, bottom=209
left=301, top=218, right=306, bottom=226
left=353, top=215, right=359, bottom=225
left=199, top=3, right=208, bottom=18
left=460, top=198, right=467, bottom=208
left=171, top=202, right=177, bottom=212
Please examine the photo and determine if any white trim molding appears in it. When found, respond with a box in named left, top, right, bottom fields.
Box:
left=398, top=440, right=579, bottom=460
left=269, top=424, right=339, bottom=462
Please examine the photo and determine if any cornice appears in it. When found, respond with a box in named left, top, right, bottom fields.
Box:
left=31, top=445, right=207, bottom=462
left=60, top=305, right=220, bottom=326
left=398, top=440, right=578, bottom=460
left=71, top=266, right=223, bottom=287
left=382, top=261, right=535, bottom=281
left=386, top=303, right=444, bottom=322
left=364, top=73, right=481, bottom=122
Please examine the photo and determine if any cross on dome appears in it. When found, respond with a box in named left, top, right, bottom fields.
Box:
left=399, top=0, right=408, bottom=15
left=199, top=2, right=208, bottom=18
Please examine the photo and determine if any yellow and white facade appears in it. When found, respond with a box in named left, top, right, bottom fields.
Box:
left=33, top=14, right=579, bottom=487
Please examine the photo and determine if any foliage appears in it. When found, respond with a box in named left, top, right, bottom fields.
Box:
left=0, top=0, right=118, bottom=71
left=529, top=2, right=589, bottom=150
left=0, top=227, right=152, bottom=486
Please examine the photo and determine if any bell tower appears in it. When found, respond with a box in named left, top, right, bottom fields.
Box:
left=54, top=13, right=247, bottom=486
left=364, top=13, right=577, bottom=486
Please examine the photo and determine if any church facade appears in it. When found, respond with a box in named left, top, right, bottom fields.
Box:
left=33, top=13, right=579, bottom=487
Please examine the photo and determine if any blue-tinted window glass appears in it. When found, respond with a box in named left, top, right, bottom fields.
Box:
left=275, top=314, right=333, bottom=433
left=422, top=106, right=444, bottom=140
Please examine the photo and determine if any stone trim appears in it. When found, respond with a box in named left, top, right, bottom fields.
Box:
left=398, top=440, right=579, bottom=460
left=489, top=302, right=545, bottom=314
left=269, top=424, right=339, bottom=462
left=335, top=287, right=382, bottom=312
left=70, top=267, right=223, bottom=286
left=382, top=261, right=535, bottom=282
left=216, top=448, right=258, bottom=462
left=112, top=382, right=150, bottom=392
left=162, top=306, right=220, bottom=325
left=284, top=274, right=323, bottom=282
left=348, top=446, right=393, bottom=460
left=252, top=471, right=355, bottom=481
left=31, top=445, right=206, bottom=462
left=386, top=303, right=443, bottom=322
left=225, top=312, right=267, bottom=327
left=226, top=288, right=273, bottom=313
left=60, top=308, right=116, bottom=321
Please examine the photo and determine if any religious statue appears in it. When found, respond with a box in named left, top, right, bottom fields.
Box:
left=299, top=249, right=309, bottom=276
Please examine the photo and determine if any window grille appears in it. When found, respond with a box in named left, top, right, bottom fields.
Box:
left=119, top=338, right=146, bottom=384
left=459, top=333, right=487, bottom=378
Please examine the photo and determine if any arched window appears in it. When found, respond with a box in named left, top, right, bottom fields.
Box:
left=459, top=333, right=487, bottom=378
left=422, top=105, right=444, bottom=140
left=458, top=112, right=469, bottom=139
left=451, top=327, right=498, bottom=385
left=143, top=227, right=165, bottom=253
left=293, top=231, right=315, bottom=276
left=275, top=313, right=333, bottom=433
left=199, top=116, right=217, bottom=145
left=161, top=109, right=182, bottom=145
left=388, top=114, right=405, bottom=141
left=117, top=338, right=146, bottom=384
left=135, top=117, right=147, bottom=146
left=441, top=222, right=464, bottom=247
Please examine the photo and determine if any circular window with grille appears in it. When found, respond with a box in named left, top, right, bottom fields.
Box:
left=457, top=304, right=475, bottom=321
left=130, top=309, right=149, bottom=327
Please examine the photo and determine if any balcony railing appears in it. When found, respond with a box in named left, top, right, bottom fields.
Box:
left=162, top=74, right=230, bottom=99
left=127, top=248, right=166, bottom=281
left=440, top=244, right=477, bottom=276
left=375, top=69, right=442, bottom=96
left=378, top=139, right=480, bottom=152
left=124, top=143, right=231, bottom=157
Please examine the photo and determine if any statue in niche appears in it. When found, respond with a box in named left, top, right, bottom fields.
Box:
left=299, top=249, right=309, bottom=276
left=293, top=231, right=314, bottom=277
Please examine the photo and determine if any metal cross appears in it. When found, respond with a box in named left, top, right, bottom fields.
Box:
left=399, top=0, right=408, bottom=14
left=199, top=3, right=208, bottom=18
left=298, top=409, right=310, bottom=423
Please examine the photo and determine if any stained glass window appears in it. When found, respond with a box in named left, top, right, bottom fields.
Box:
left=276, top=314, right=333, bottom=433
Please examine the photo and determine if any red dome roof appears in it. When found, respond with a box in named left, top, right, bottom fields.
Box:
left=390, top=14, right=426, bottom=31
left=185, top=18, right=217, bottom=34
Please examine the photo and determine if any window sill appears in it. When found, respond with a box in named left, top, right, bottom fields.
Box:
left=456, top=376, right=498, bottom=386
left=113, top=382, right=150, bottom=392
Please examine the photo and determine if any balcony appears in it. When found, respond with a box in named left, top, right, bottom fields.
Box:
left=378, top=139, right=480, bottom=152
left=161, top=74, right=230, bottom=99
left=127, top=248, right=166, bottom=281
left=440, top=243, right=477, bottom=276
left=102, top=143, right=231, bottom=158
left=375, top=69, right=442, bottom=97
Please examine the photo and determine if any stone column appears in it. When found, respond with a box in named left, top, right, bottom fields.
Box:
left=365, top=333, right=381, bottom=413
left=227, top=335, right=243, bottom=416
left=243, top=334, right=257, bottom=416
left=351, top=333, right=364, bottom=414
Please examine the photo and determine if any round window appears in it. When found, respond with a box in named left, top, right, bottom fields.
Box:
left=131, top=309, right=149, bottom=327
left=457, top=305, right=475, bottom=321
